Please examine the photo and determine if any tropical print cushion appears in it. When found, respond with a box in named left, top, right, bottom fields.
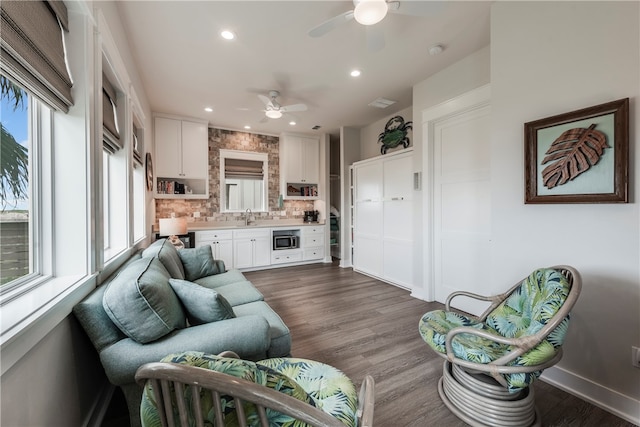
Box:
left=140, top=351, right=317, bottom=427
left=418, top=268, right=572, bottom=391
left=258, top=358, right=358, bottom=427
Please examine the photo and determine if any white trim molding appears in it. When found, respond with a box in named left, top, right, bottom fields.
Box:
left=542, top=366, right=640, bottom=425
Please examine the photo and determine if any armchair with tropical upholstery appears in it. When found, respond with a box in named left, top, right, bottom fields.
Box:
left=418, top=266, right=581, bottom=427
left=135, top=351, right=375, bottom=427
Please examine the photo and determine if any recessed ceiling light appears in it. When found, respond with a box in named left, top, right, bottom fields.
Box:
left=289, top=121, right=296, bottom=126
left=220, top=30, right=235, bottom=40
left=350, top=69, right=361, bottom=77
left=244, top=125, right=251, bottom=129
left=204, top=107, right=213, bottom=112
left=429, top=44, right=444, bottom=56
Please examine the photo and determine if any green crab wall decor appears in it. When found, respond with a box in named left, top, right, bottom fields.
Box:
left=378, top=115, right=413, bottom=154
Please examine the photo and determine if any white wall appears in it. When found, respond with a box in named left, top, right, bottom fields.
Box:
left=359, top=106, right=413, bottom=160
left=412, top=46, right=491, bottom=297
left=489, top=1, right=639, bottom=420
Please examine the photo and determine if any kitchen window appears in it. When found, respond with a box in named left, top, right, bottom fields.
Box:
left=220, top=150, right=268, bottom=212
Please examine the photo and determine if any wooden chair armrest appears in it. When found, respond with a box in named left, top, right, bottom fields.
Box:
left=357, top=375, right=375, bottom=427
left=446, top=291, right=509, bottom=321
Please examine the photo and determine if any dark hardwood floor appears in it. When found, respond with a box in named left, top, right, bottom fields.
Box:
left=244, top=261, right=637, bottom=427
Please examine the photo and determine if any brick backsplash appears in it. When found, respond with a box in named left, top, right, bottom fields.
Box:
left=155, top=128, right=315, bottom=226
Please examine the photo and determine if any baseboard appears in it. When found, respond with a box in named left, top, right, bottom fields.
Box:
left=410, top=287, right=429, bottom=301
left=541, top=366, right=640, bottom=425
left=83, top=381, right=115, bottom=427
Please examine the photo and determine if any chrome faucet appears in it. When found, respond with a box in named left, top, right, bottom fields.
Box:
left=245, top=208, right=252, bottom=226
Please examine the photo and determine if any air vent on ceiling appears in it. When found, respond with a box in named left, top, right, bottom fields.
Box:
left=368, top=98, right=396, bottom=109
left=312, top=125, right=321, bottom=130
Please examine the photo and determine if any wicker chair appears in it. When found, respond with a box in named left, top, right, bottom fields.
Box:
left=418, top=266, right=581, bottom=427
left=135, top=351, right=375, bottom=427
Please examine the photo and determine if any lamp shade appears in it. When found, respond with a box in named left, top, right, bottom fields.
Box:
left=354, top=0, right=388, bottom=25
left=159, top=217, right=187, bottom=236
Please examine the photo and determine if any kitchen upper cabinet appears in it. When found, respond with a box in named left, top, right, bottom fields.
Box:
left=280, top=134, right=320, bottom=199
left=154, top=115, right=209, bottom=198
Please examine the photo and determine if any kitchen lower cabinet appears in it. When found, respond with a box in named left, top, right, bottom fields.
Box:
left=195, top=230, right=233, bottom=268
left=301, top=225, right=325, bottom=261
left=233, top=228, right=271, bottom=269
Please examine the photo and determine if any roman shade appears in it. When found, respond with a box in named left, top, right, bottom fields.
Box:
left=133, top=123, right=142, bottom=165
left=102, top=73, right=122, bottom=153
left=0, top=0, right=74, bottom=112
left=224, top=158, right=263, bottom=180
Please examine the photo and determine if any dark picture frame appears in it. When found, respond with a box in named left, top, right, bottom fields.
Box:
left=524, top=98, right=628, bottom=204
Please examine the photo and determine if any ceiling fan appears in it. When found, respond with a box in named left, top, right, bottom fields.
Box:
left=308, top=0, right=439, bottom=47
left=258, top=90, right=307, bottom=120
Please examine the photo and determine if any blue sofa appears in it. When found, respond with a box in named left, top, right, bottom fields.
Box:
left=73, top=239, right=291, bottom=427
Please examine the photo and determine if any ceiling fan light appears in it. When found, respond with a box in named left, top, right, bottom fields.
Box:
left=265, top=110, right=282, bottom=119
left=354, top=0, right=388, bottom=26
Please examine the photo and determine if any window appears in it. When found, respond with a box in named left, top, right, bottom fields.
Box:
left=219, top=150, right=268, bottom=212
left=0, top=78, right=32, bottom=286
left=101, top=69, right=128, bottom=262
left=132, top=120, right=146, bottom=242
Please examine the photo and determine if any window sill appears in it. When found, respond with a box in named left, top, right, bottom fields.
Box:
left=0, top=274, right=97, bottom=376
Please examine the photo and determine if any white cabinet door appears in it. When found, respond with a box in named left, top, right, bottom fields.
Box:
left=233, top=238, right=253, bottom=269
left=355, top=161, right=382, bottom=202
left=383, top=154, right=413, bottom=201
left=180, top=120, right=208, bottom=179
left=155, top=117, right=182, bottom=177
left=283, top=135, right=319, bottom=183
left=382, top=238, right=413, bottom=288
left=300, top=136, right=319, bottom=184
left=253, top=235, right=272, bottom=267
left=233, top=228, right=271, bottom=269
left=283, top=135, right=304, bottom=182
left=214, top=240, right=234, bottom=269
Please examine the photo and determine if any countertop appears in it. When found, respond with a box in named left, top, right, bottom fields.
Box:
left=154, top=219, right=326, bottom=233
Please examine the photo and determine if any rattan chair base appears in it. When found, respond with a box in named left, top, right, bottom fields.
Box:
left=438, top=361, right=541, bottom=427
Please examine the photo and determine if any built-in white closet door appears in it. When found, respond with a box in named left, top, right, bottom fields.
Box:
left=353, top=162, right=383, bottom=277
left=433, top=104, right=491, bottom=316
left=382, top=154, right=413, bottom=288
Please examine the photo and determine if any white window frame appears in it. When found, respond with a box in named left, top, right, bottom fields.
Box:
left=219, top=149, right=268, bottom=213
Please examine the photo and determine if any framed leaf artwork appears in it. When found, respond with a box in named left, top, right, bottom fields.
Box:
left=524, top=98, right=628, bottom=204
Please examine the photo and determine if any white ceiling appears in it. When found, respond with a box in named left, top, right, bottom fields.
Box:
left=116, top=1, right=491, bottom=137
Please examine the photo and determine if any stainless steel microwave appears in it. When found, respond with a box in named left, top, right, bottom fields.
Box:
left=273, top=235, right=298, bottom=250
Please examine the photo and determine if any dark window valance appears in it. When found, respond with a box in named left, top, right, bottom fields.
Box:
left=225, top=158, right=264, bottom=180
left=102, top=73, right=122, bottom=152
left=133, top=124, right=142, bottom=165
left=0, top=0, right=73, bottom=112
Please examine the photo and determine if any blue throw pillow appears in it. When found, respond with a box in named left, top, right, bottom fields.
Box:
left=178, top=245, right=225, bottom=281
left=103, top=257, right=186, bottom=343
left=169, top=278, right=235, bottom=325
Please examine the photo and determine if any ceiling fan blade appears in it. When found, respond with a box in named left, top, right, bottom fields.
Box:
left=280, top=104, right=307, bottom=113
left=366, top=26, right=385, bottom=52
left=308, top=10, right=354, bottom=37
left=258, top=94, right=272, bottom=107
left=387, top=1, right=445, bottom=17
left=259, top=115, right=269, bottom=123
